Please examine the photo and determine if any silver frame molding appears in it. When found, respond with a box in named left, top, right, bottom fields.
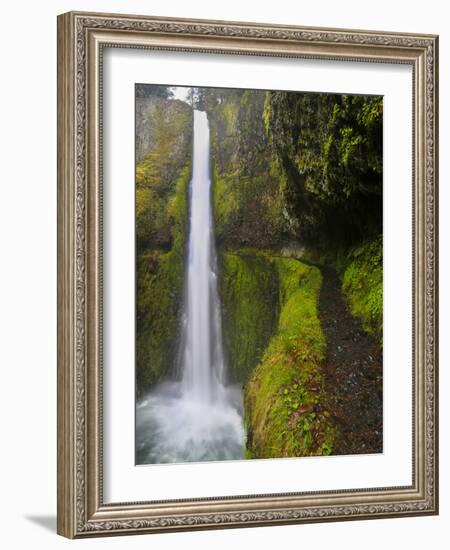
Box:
left=57, top=11, right=439, bottom=538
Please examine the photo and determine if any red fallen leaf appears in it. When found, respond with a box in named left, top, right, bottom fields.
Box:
left=297, top=404, right=313, bottom=415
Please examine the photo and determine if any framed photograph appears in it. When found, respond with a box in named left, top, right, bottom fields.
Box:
left=57, top=11, right=439, bottom=538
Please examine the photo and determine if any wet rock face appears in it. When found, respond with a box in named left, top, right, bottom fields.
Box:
left=136, top=96, right=193, bottom=163
left=205, top=89, right=288, bottom=251
left=135, top=97, right=157, bottom=160
left=135, top=96, right=193, bottom=252
left=135, top=96, right=193, bottom=394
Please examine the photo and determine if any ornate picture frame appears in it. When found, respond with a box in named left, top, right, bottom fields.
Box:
left=57, top=11, right=438, bottom=538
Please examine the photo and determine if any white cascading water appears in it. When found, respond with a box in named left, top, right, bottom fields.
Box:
left=136, top=110, right=244, bottom=464
left=181, top=109, right=225, bottom=401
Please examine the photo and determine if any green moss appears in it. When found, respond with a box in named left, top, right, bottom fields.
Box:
left=212, top=162, right=285, bottom=249
left=341, top=237, right=383, bottom=343
left=221, top=97, right=240, bottom=135
left=135, top=97, right=193, bottom=395
left=264, top=92, right=383, bottom=243
left=208, top=89, right=286, bottom=250
left=220, top=252, right=279, bottom=382
left=289, top=235, right=383, bottom=344
left=208, top=92, right=241, bottom=175
left=136, top=166, right=190, bottom=395
left=219, top=249, right=335, bottom=458
left=212, top=166, right=238, bottom=241
left=136, top=101, right=192, bottom=250
left=244, top=257, right=334, bottom=458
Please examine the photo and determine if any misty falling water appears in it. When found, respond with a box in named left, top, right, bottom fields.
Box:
left=136, top=110, right=245, bottom=464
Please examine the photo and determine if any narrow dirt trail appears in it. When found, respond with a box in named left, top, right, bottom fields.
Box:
left=318, top=266, right=383, bottom=455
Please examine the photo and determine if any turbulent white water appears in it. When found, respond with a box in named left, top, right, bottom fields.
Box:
left=136, top=110, right=245, bottom=464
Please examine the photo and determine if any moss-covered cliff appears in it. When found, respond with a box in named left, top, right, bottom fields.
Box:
left=205, top=87, right=382, bottom=251
left=244, top=257, right=334, bottom=458
left=208, top=90, right=287, bottom=249
left=341, top=237, right=383, bottom=343
left=136, top=97, right=193, bottom=251
left=219, top=252, right=279, bottom=382
left=136, top=96, right=193, bottom=395
left=135, top=85, right=383, bottom=458
left=263, top=91, right=383, bottom=246
left=203, top=86, right=382, bottom=458
left=281, top=236, right=383, bottom=346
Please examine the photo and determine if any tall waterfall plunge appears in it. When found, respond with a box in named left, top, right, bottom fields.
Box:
left=180, top=110, right=226, bottom=402
left=136, top=110, right=245, bottom=464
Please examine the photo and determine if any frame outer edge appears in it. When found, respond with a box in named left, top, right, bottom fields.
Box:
left=56, top=10, right=439, bottom=538
left=57, top=12, right=77, bottom=539
left=431, top=35, right=439, bottom=515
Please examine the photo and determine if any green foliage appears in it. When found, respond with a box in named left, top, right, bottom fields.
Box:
left=341, top=237, right=383, bottom=343
left=242, top=255, right=335, bottom=458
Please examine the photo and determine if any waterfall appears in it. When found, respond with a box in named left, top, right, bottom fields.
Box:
left=181, top=110, right=225, bottom=401
left=136, top=109, right=244, bottom=465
